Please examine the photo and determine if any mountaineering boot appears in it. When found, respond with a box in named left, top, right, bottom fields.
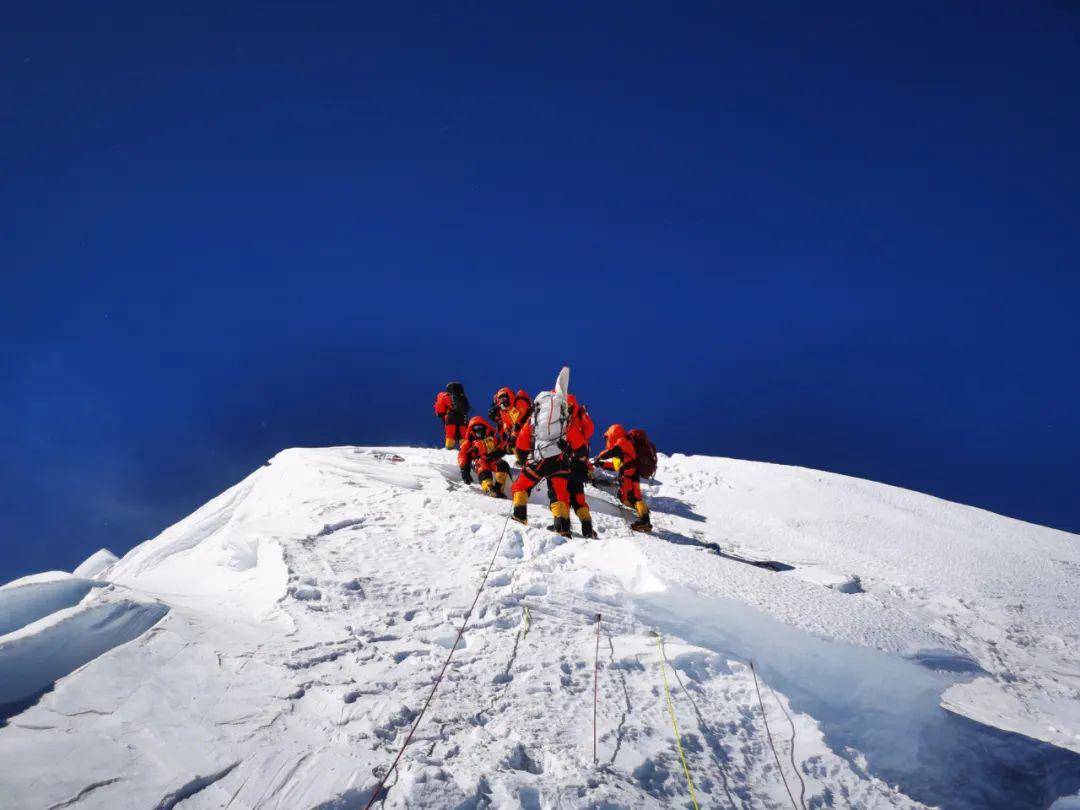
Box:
left=511, top=491, right=529, bottom=525
left=630, top=500, right=652, bottom=533
left=481, top=478, right=493, bottom=495
left=577, top=506, right=597, bottom=539
left=445, top=436, right=456, bottom=450
left=494, top=470, right=509, bottom=499
left=549, top=502, right=572, bottom=538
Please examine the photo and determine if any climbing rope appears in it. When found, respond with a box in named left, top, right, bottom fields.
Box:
left=366, top=468, right=800, bottom=809
left=593, top=613, right=601, bottom=765
left=766, top=679, right=807, bottom=810
left=363, top=512, right=514, bottom=809
left=653, top=631, right=700, bottom=810
left=668, top=663, right=740, bottom=810
left=604, top=631, right=633, bottom=766
left=750, top=661, right=799, bottom=810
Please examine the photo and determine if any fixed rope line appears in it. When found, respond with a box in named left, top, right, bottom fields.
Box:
left=593, top=613, right=602, bottom=765
left=653, top=632, right=700, bottom=810
left=467, top=604, right=534, bottom=728
left=766, top=680, right=807, bottom=810
left=373, top=766, right=398, bottom=809
left=363, top=512, right=513, bottom=810
left=750, top=661, right=799, bottom=810
left=668, top=663, right=740, bottom=810
left=422, top=604, right=534, bottom=761
left=605, top=631, right=633, bottom=767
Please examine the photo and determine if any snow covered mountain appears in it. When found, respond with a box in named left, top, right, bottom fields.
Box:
left=2, top=446, right=1079, bottom=809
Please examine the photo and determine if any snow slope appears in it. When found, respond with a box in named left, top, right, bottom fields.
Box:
left=1, top=446, right=1078, bottom=809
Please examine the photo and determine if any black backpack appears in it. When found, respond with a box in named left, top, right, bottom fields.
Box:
left=446, top=381, right=470, bottom=415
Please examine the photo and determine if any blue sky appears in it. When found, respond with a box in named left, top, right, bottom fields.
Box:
left=2, top=2, right=1078, bottom=582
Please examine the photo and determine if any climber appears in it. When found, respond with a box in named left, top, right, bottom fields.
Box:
left=511, top=389, right=589, bottom=538
left=594, top=424, right=652, bottom=532
left=488, top=387, right=532, bottom=449
left=458, top=416, right=511, bottom=498
left=552, top=394, right=596, bottom=538
left=434, top=381, right=470, bottom=449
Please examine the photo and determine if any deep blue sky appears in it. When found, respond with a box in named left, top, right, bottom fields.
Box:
left=3, top=2, right=1078, bottom=583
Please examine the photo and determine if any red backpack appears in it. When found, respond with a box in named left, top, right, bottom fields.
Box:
left=627, top=429, right=658, bottom=478
left=435, top=391, right=452, bottom=416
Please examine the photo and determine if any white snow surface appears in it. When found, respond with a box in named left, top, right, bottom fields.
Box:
left=72, top=548, right=120, bottom=579
left=1, top=445, right=1078, bottom=809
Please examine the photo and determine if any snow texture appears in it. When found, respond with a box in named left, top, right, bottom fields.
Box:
left=0, top=573, right=103, bottom=637
left=0, top=592, right=168, bottom=708
left=0, top=445, right=1078, bottom=809
left=72, top=548, right=119, bottom=579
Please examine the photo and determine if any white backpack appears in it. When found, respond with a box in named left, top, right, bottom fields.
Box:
left=530, top=390, right=568, bottom=460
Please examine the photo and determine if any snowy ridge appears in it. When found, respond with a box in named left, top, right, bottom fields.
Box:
left=1, top=446, right=1078, bottom=808
left=0, top=573, right=105, bottom=637
left=72, top=549, right=119, bottom=580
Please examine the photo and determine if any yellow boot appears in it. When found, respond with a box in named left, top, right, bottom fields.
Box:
left=444, top=436, right=456, bottom=450
left=550, top=502, right=572, bottom=538
left=493, top=471, right=509, bottom=499
left=630, top=500, right=652, bottom=533
left=577, top=506, right=596, bottom=539
left=512, top=491, right=529, bottom=524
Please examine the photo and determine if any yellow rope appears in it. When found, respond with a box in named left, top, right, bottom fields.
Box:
left=654, top=632, right=700, bottom=810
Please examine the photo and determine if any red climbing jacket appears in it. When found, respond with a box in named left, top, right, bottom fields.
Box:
left=458, top=416, right=508, bottom=474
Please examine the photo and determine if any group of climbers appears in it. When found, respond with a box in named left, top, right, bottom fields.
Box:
left=432, top=379, right=654, bottom=537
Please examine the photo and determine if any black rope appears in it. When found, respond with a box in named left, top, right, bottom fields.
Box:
left=364, top=512, right=513, bottom=809
left=766, top=681, right=807, bottom=810
left=605, top=632, right=633, bottom=766
left=669, top=662, right=740, bottom=810
left=750, top=662, right=799, bottom=810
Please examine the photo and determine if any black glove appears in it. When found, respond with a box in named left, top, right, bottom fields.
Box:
left=515, top=449, right=528, bottom=465
left=460, top=466, right=473, bottom=485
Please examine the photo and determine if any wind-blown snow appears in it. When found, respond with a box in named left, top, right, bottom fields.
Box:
left=0, top=445, right=1077, bottom=809
left=0, top=573, right=104, bottom=637
left=0, top=594, right=169, bottom=708
left=72, top=548, right=119, bottom=579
